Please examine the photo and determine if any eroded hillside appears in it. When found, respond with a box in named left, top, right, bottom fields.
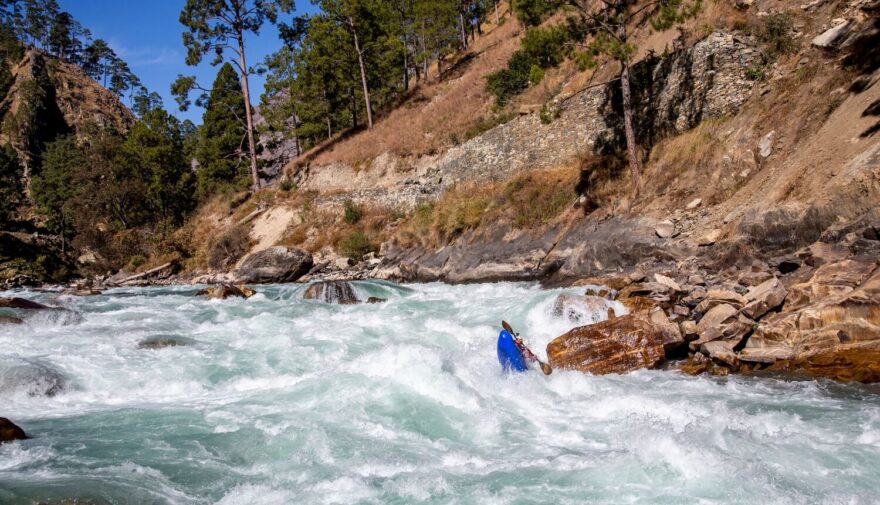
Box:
left=172, top=0, right=878, bottom=287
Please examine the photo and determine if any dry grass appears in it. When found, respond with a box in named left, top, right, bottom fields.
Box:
left=300, top=3, right=522, bottom=166
left=395, top=165, right=579, bottom=247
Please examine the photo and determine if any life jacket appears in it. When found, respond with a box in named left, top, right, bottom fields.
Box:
left=497, top=329, right=528, bottom=372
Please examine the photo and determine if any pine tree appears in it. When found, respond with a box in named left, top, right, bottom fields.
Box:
left=0, top=145, right=23, bottom=228
left=195, top=63, right=250, bottom=200
left=566, top=0, right=700, bottom=202
left=117, top=108, right=196, bottom=224
left=178, top=0, right=293, bottom=191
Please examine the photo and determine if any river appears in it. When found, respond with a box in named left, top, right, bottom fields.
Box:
left=1, top=281, right=879, bottom=504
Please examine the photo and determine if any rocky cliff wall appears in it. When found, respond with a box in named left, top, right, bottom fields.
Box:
left=297, top=31, right=758, bottom=211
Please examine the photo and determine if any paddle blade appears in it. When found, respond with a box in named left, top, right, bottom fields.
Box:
left=539, top=362, right=553, bottom=375
left=501, top=320, right=514, bottom=334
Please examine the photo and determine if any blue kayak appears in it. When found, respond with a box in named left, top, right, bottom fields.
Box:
left=497, top=329, right=528, bottom=372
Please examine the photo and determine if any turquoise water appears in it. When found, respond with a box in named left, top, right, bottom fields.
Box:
left=1, top=281, right=879, bottom=504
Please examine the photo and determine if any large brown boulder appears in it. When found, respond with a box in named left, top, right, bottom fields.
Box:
left=233, top=247, right=313, bottom=284
left=742, top=277, right=787, bottom=319
left=693, top=303, right=753, bottom=349
left=197, top=284, right=255, bottom=299
left=303, top=280, right=359, bottom=304
left=0, top=417, right=27, bottom=443
left=546, top=315, right=666, bottom=374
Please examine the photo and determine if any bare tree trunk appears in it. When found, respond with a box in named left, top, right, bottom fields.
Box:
left=459, top=11, right=468, bottom=50
left=402, top=34, right=409, bottom=91
left=237, top=34, right=261, bottom=190
left=619, top=58, right=641, bottom=203
left=495, top=1, right=499, bottom=25
left=349, top=16, right=374, bottom=129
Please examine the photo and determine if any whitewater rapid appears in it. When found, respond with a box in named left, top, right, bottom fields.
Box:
left=1, top=281, right=879, bottom=504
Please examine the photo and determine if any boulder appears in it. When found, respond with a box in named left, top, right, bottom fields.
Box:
left=758, top=131, right=775, bottom=158
left=742, top=277, right=787, bottom=319
left=551, top=294, right=614, bottom=324
left=655, top=220, right=675, bottom=238
left=700, top=340, right=740, bottom=368
left=303, top=280, right=359, bottom=304
left=653, top=273, right=682, bottom=292
left=546, top=315, right=665, bottom=374
left=812, top=19, right=853, bottom=49
left=738, top=268, right=774, bottom=287
left=695, top=290, right=747, bottom=314
left=618, top=282, right=672, bottom=302
left=0, top=360, right=67, bottom=397
left=693, top=304, right=753, bottom=348
left=197, top=284, right=255, bottom=299
left=233, top=247, right=313, bottom=284
left=697, top=229, right=721, bottom=246
left=650, top=308, right=685, bottom=354
left=0, top=417, right=27, bottom=443
left=686, top=198, right=702, bottom=210
left=366, top=297, right=386, bottom=304
left=0, top=297, right=53, bottom=310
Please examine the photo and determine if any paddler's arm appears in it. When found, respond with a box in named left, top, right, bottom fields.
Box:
left=514, top=336, right=538, bottom=362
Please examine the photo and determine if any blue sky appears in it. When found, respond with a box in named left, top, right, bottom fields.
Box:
left=58, top=1, right=319, bottom=124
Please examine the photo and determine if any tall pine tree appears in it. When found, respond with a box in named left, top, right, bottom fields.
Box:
left=195, top=63, right=249, bottom=200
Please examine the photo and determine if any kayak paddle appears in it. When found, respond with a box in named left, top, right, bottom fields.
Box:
left=501, top=320, right=552, bottom=375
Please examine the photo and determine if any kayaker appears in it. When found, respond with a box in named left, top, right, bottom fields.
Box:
left=497, top=321, right=552, bottom=374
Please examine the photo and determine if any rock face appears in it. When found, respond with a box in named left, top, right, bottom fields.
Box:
left=303, top=281, right=359, bottom=304
left=546, top=315, right=666, bottom=374
left=197, top=284, right=255, bottom=299
left=743, top=262, right=880, bottom=381
left=0, top=417, right=27, bottom=443
left=233, top=247, right=313, bottom=284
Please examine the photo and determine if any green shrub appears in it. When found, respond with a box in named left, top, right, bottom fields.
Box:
left=343, top=200, right=362, bottom=224
left=529, top=64, right=545, bottom=85
left=279, top=178, right=297, bottom=192
left=539, top=103, right=561, bottom=124
left=745, top=66, right=767, bottom=81
left=761, top=12, right=796, bottom=59
left=521, top=26, right=570, bottom=68
left=486, top=50, right=535, bottom=105
left=338, top=231, right=375, bottom=261
left=512, top=0, right=562, bottom=26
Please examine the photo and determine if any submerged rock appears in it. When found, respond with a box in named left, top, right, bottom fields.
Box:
left=197, top=284, right=255, bottom=299
left=546, top=315, right=665, bottom=374
left=366, top=297, right=386, bottom=304
left=233, top=246, right=313, bottom=284
left=137, top=336, right=191, bottom=350
left=303, top=281, right=359, bottom=304
left=0, top=315, right=23, bottom=324
left=0, top=417, right=27, bottom=443
left=0, top=297, right=53, bottom=310
left=0, top=360, right=67, bottom=397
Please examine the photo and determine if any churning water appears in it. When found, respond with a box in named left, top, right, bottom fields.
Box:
left=1, top=281, right=879, bottom=504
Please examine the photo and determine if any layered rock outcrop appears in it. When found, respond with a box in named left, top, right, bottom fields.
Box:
left=233, top=247, right=313, bottom=284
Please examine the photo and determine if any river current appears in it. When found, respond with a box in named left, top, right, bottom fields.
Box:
left=1, top=281, right=879, bottom=504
